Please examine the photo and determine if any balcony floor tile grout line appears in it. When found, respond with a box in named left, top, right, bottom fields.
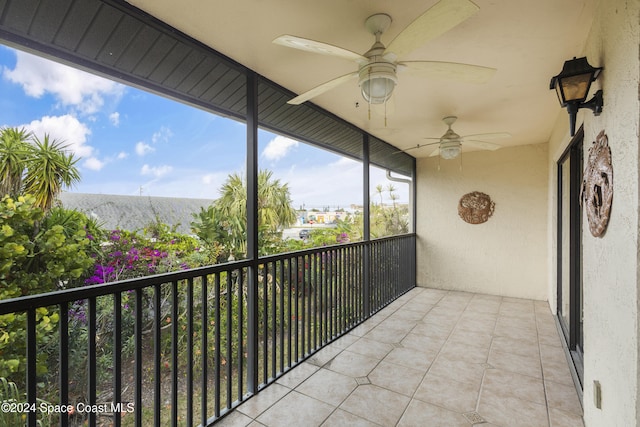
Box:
left=227, top=288, right=583, bottom=427
left=386, top=290, right=440, bottom=426
left=535, top=301, right=554, bottom=427
left=394, top=289, right=482, bottom=425
left=475, top=294, right=504, bottom=417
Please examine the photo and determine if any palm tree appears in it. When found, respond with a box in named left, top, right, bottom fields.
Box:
left=22, top=134, right=80, bottom=211
left=0, top=127, right=32, bottom=197
left=194, top=170, right=297, bottom=258
left=0, top=128, right=80, bottom=212
left=216, top=170, right=297, bottom=231
left=369, top=183, right=408, bottom=238
left=256, top=170, right=297, bottom=231
left=375, top=184, right=384, bottom=206
left=386, top=184, right=397, bottom=207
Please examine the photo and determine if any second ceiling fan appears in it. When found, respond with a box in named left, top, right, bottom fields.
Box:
left=402, top=116, right=511, bottom=159
left=273, top=0, right=495, bottom=106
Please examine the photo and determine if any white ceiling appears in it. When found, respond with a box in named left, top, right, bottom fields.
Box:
left=127, top=0, right=596, bottom=157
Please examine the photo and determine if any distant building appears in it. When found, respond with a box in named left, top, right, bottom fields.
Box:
left=58, top=193, right=213, bottom=234
left=297, top=208, right=358, bottom=225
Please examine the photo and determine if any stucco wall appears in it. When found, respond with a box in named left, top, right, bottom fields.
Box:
left=415, top=143, right=548, bottom=300
left=546, top=0, right=640, bottom=425
left=581, top=1, right=640, bottom=425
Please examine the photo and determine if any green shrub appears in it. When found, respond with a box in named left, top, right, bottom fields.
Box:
left=0, top=195, right=93, bottom=384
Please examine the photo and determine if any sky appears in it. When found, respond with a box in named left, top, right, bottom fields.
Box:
left=0, top=44, right=409, bottom=209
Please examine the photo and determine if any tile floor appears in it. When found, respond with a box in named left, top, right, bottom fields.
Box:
left=218, top=287, right=584, bottom=427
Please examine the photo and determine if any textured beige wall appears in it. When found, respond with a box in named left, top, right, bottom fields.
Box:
left=547, top=0, right=640, bottom=425
left=414, top=1, right=640, bottom=424
left=415, top=143, right=548, bottom=300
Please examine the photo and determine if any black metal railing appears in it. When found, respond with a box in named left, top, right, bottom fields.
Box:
left=0, top=234, right=415, bottom=426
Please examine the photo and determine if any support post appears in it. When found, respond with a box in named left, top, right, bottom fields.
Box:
left=363, top=134, right=371, bottom=318
left=246, top=71, right=259, bottom=394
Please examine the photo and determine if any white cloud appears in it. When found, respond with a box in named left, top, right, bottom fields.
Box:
left=332, top=157, right=360, bottom=169
left=135, top=141, right=154, bottom=156
left=94, top=168, right=229, bottom=199
left=109, top=112, right=120, bottom=127
left=3, top=50, right=124, bottom=115
left=144, top=168, right=232, bottom=199
left=201, top=174, right=216, bottom=185
left=117, top=151, right=128, bottom=160
left=152, top=126, right=173, bottom=144
left=83, top=157, right=105, bottom=171
left=141, top=164, right=173, bottom=178
left=272, top=157, right=410, bottom=209
left=262, top=136, right=299, bottom=161
left=24, top=114, right=93, bottom=158
left=201, top=171, right=230, bottom=189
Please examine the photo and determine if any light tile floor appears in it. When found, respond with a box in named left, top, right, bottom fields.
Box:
left=219, top=287, right=584, bottom=427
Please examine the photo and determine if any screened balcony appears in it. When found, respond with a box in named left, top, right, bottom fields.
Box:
left=0, top=1, right=587, bottom=426
left=0, top=245, right=585, bottom=426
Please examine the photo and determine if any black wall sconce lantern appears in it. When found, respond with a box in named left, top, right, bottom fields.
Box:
left=550, top=56, right=603, bottom=136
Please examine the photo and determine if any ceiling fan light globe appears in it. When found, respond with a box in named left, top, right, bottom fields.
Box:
left=439, top=140, right=461, bottom=159
left=359, top=62, right=397, bottom=104
left=361, top=77, right=396, bottom=103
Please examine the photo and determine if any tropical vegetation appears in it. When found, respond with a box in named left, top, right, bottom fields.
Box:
left=0, top=127, right=80, bottom=211
left=0, top=125, right=409, bottom=425
left=191, top=170, right=297, bottom=260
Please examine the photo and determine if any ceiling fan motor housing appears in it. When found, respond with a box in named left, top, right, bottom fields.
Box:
left=439, top=124, right=463, bottom=159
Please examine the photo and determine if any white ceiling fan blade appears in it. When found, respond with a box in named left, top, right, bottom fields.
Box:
left=463, top=132, right=511, bottom=139
left=464, top=140, right=503, bottom=151
left=384, top=0, right=479, bottom=60
left=273, top=35, right=367, bottom=63
left=428, top=147, right=441, bottom=157
left=287, top=72, right=359, bottom=105
left=400, top=61, right=496, bottom=83
left=393, top=141, right=440, bottom=154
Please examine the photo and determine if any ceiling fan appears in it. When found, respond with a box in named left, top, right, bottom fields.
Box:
left=401, top=116, right=510, bottom=159
left=273, top=0, right=496, bottom=106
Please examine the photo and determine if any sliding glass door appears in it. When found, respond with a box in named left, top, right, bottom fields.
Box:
left=557, top=127, right=584, bottom=385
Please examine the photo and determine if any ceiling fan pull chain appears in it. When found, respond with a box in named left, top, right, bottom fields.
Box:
left=384, top=98, right=388, bottom=127
left=367, top=67, right=372, bottom=121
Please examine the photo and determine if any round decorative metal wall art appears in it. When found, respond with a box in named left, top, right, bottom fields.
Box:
left=458, top=191, right=495, bottom=224
left=581, top=130, right=613, bottom=237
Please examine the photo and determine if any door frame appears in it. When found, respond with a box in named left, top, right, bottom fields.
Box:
left=556, top=126, right=584, bottom=386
